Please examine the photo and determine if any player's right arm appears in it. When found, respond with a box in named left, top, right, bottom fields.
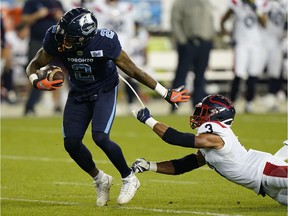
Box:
left=26, top=48, right=62, bottom=90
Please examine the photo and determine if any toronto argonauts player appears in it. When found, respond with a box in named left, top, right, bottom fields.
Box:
left=132, top=95, right=288, bottom=205
left=26, top=8, right=190, bottom=206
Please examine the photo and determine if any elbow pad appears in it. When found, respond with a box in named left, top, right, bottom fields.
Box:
left=162, top=127, right=195, bottom=148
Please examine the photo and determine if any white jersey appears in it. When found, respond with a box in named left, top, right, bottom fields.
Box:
left=261, top=0, right=287, bottom=77
left=264, top=0, right=287, bottom=40
left=198, top=121, right=273, bottom=194
left=229, top=0, right=269, bottom=43
left=228, top=0, right=270, bottom=77
left=86, top=1, right=136, bottom=55
left=5, top=30, right=29, bottom=85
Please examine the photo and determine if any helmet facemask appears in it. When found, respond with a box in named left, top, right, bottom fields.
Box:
left=190, top=95, right=236, bottom=129
left=190, top=103, right=213, bottom=129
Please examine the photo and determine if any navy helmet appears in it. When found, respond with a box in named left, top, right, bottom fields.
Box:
left=55, top=8, right=97, bottom=51
left=190, top=95, right=236, bottom=129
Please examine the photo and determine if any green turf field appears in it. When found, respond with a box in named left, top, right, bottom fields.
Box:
left=1, top=113, right=287, bottom=216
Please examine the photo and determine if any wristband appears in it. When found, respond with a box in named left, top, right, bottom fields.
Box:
left=145, top=117, right=158, bottom=129
left=29, top=74, right=38, bottom=84
left=155, top=82, right=168, bottom=98
left=149, top=162, right=157, bottom=172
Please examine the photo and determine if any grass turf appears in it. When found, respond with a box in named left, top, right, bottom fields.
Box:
left=1, top=113, right=287, bottom=216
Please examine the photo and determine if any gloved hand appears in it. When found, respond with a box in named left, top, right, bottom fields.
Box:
left=134, top=107, right=152, bottom=124
left=33, top=78, right=63, bottom=91
left=164, top=85, right=190, bottom=107
left=131, top=158, right=151, bottom=173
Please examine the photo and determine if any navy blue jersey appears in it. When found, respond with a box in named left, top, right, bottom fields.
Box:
left=43, top=26, right=122, bottom=95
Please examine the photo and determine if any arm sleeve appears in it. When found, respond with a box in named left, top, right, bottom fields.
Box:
left=171, top=153, right=200, bottom=175
left=162, top=127, right=195, bottom=148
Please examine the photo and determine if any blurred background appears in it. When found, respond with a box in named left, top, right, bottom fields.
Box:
left=1, top=0, right=287, bottom=117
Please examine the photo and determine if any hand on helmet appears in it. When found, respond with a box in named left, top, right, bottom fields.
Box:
left=164, top=85, right=190, bottom=107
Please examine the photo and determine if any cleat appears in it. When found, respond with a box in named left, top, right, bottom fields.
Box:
left=117, top=173, right=140, bottom=205
left=94, top=173, right=113, bottom=206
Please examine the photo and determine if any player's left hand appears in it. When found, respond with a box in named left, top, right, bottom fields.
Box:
left=164, top=85, right=190, bottom=107
left=132, top=107, right=151, bottom=124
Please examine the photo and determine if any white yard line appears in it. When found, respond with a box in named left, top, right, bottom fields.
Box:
left=0, top=154, right=211, bottom=170
left=0, top=155, right=109, bottom=164
left=120, top=206, right=242, bottom=216
left=1, top=197, right=242, bottom=216
left=1, top=197, right=77, bottom=205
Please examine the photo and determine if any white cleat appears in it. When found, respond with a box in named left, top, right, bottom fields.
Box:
left=117, top=173, right=140, bottom=205
left=94, top=173, right=113, bottom=206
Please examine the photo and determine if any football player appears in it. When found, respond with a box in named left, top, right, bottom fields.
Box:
left=132, top=94, right=288, bottom=205
left=221, top=0, right=269, bottom=112
left=261, top=0, right=287, bottom=111
left=25, top=8, right=190, bottom=206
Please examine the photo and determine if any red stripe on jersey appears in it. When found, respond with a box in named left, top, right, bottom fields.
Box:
left=232, top=0, right=238, bottom=5
left=263, top=162, right=288, bottom=178
left=210, top=121, right=227, bottom=128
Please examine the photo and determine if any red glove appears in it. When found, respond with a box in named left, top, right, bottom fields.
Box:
left=164, top=85, right=190, bottom=106
left=34, top=78, right=63, bottom=91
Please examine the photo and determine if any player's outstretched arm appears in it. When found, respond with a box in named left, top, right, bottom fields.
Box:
left=115, top=50, right=190, bottom=107
left=133, top=107, right=196, bottom=148
left=132, top=151, right=206, bottom=175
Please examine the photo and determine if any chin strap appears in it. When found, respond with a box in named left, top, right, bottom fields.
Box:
left=58, top=44, right=65, bottom=52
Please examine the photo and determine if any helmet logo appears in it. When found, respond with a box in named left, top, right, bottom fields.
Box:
left=79, top=13, right=96, bottom=35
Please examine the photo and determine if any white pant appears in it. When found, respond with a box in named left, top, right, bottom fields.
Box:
left=234, top=41, right=265, bottom=79
left=262, top=156, right=288, bottom=205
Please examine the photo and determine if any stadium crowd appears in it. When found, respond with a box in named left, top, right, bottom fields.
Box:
left=1, top=0, right=287, bottom=116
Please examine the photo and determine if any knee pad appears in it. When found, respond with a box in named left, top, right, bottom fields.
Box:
left=64, top=137, right=82, bottom=153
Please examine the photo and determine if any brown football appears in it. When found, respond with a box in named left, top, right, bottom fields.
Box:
left=47, top=66, right=64, bottom=82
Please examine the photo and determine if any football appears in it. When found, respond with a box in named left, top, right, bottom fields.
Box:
left=47, top=66, right=64, bottom=82
left=37, top=65, right=64, bottom=86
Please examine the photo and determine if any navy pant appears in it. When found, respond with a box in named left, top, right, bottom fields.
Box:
left=63, top=86, right=131, bottom=178
left=172, top=39, right=212, bottom=106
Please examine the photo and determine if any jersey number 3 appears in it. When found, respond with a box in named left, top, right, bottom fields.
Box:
left=205, top=124, right=213, bottom=133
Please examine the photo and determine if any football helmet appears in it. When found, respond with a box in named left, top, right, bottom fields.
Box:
left=190, top=95, right=236, bottom=129
left=55, top=8, right=97, bottom=51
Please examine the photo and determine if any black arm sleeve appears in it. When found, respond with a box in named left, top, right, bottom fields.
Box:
left=162, top=127, right=195, bottom=148
left=171, top=153, right=199, bottom=175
